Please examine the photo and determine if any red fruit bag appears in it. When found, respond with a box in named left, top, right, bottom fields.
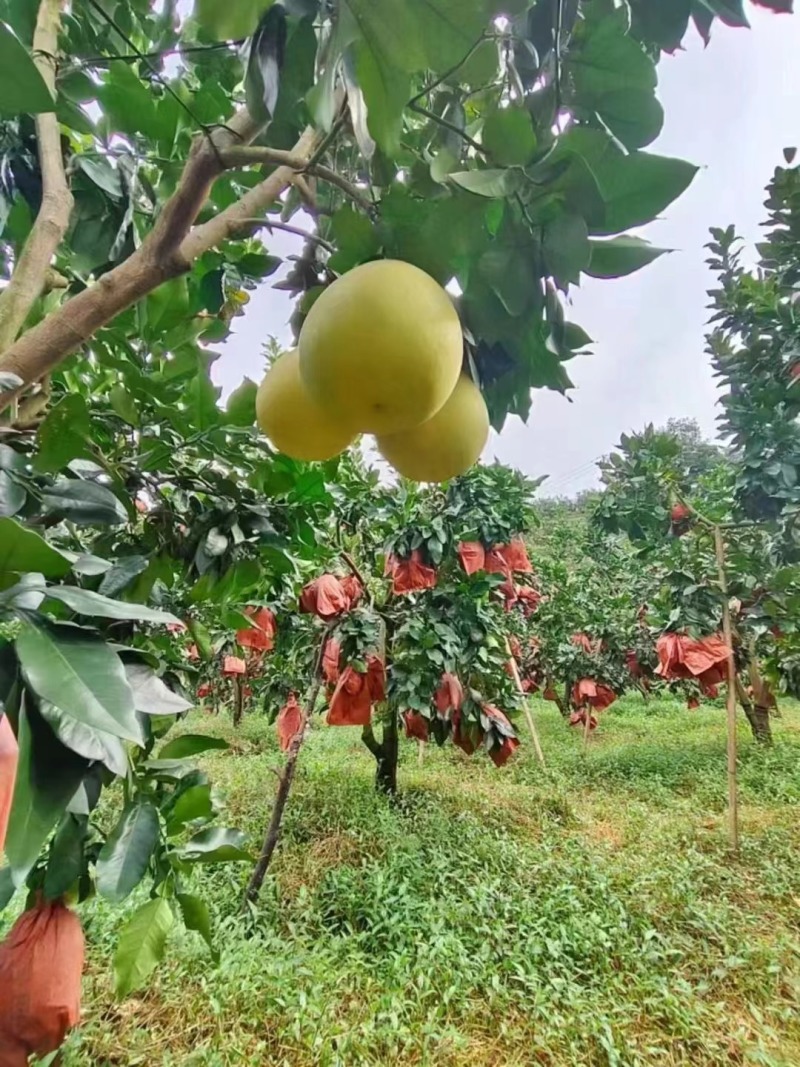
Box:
left=322, top=637, right=341, bottom=687
left=434, top=672, right=463, bottom=717
left=484, top=547, right=511, bottom=576
left=403, top=711, right=429, bottom=742
left=299, top=575, right=350, bottom=620
left=498, top=538, right=532, bottom=574
left=457, top=541, right=485, bottom=575
left=386, top=550, right=437, bottom=595
left=327, top=656, right=385, bottom=727
left=0, top=715, right=18, bottom=855
left=0, top=900, right=85, bottom=1064
left=276, top=694, right=303, bottom=751
left=237, top=606, right=277, bottom=652
left=222, top=655, right=246, bottom=676
left=340, top=575, right=364, bottom=608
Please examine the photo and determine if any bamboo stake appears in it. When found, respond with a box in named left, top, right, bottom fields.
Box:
left=505, top=640, right=546, bottom=767
left=714, top=526, right=739, bottom=852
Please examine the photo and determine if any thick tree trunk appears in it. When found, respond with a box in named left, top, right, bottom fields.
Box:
left=362, top=718, right=399, bottom=796
left=743, top=703, right=773, bottom=745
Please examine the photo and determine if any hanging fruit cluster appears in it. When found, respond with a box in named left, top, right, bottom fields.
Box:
left=256, top=261, right=490, bottom=483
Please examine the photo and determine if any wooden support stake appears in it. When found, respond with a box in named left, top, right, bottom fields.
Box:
left=505, top=640, right=546, bottom=767
left=714, top=525, right=740, bottom=853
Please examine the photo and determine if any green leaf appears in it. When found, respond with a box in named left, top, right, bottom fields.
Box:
left=44, top=814, right=87, bottom=900
left=327, top=205, right=380, bottom=274
left=38, top=698, right=128, bottom=776
left=353, top=38, right=410, bottom=158
left=0, top=22, right=56, bottom=116
left=595, top=89, right=664, bottom=150
left=166, top=783, right=214, bottom=834
left=0, top=470, right=25, bottom=517
left=60, top=551, right=112, bottom=577
left=590, top=150, right=698, bottom=236
left=34, top=394, right=91, bottom=473
left=124, top=662, right=194, bottom=716
left=449, top=169, right=516, bottom=198
left=178, top=827, right=250, bottom=864
left=0, top=518, right=71, bottom=578
left=187, top=618, right=213, bottom=660
left=109, top=385, right=140, bottom=427
left=41, top=478, right=129, bottom=526
left=481, top=107, right=537, bottom=167
left=16, top=621, right=143, bottom=744
left=98, top=556, right=149, bottom=597
left=245, top=5, right=287, bottom=122
left=159, top=734, right=229, bottom=759
left=194, top=0, right=267, bottom=40
left=543, top=214, right=590, bottom=286
left=114, top=897, right=175, bottom=998
left=45, top=586, right=181, bottom=625
left=177, top=892, right=217, bottom=959
left=4, top=700, right=89, bottom=884
left=225, top=378, right=257, bottom=427
left=586, top=236, right=671, bottom=278
left=97, top=802, right=160, bottom=903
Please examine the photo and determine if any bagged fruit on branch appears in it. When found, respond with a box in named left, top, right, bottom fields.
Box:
left=457, top=541, right=485, bottom=575
left=571, top=633, right=595, bottom=655
left=434, top=672, right=463, bottom=718
left=167, top=621, right=187, bottom=634
left=498, top=538, right=532, bottom=574
left=452, top=707, right=482, bottom=755
left=327, top=655, right=385, bottom=727
left=484, top=547, right=511, bottom=576
left=571, top=678, right=617, bottom=712
left=340, top=575, right=364, bottom=608
left=385, top=550, right=437, bottom=595
left=322, top=637, right=341, bottom=688
left=300, top=574, right=353, bottom=620
left=403, top=711, right=429, bottom=742
left=0, top=899, right=84, bottom=1064
left=276, top=694, right=303, bottom=751
left=481, top=704, right=520, bottom=768
left=0, top=714, right=18, bottom=854
left=197, top=682, right=212, bottom=699
left=497, top=578, right=519, bottom=612
left=222, top=655, right=246, bottom=677
left=186, top=643, right=200, bottom=662
left=237, top=606, right=277, bottom=652
left=508, top=636, right=522, bottom=660
left=625, top=650, right=643, bottom=678
left=543, top=687, right=559, bottom=702
left=515, top=586, right=541, bottom=617
left=569, top=709, right=598, bottom=731
left=687, top=696, right=700, bottom=710
left=656, top=633, right=730, bottom=689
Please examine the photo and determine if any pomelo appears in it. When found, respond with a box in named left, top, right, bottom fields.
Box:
left=375, top=375, right=489, bottom=483
left=298, top=259, right=463, bottom=435
left=256, top=349, right=355, bottom=462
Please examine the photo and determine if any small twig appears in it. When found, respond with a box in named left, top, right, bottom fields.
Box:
left=341, top=551, right=368, bottom=591
left=74, top=41, right=239, bottom=66
left=221, top=146, right=373, bottom=211
left=234, top=217, right=334, bottom=253
left=408, top=102, right=487, bottom=156
left=408, top=34, right=491, bottom=106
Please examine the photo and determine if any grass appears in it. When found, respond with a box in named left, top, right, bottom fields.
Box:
left=56, top=696, right=800, bottom=1066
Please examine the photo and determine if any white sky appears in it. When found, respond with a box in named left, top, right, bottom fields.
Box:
left=214, top=7, right=800, bottom=497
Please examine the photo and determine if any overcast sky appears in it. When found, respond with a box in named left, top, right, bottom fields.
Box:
left=214, top=7, right=800, bottom=497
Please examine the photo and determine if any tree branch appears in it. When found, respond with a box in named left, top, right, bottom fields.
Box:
left=220, top=145, right=373, bottom=212
left=234, top=218, right=334, bottom=253
left=0, top=0, right=73, bottom=354
left=0, top=120, right=320, bottom=407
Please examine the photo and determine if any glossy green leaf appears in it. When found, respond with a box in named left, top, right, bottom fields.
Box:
left=0, top=518, right=71, bottom=578
left=38, top=698, right=128, bottom=776
left=124, top=662, right=194, bottom=716
left=45, top=585, right=181, bottom=625
left=34, top=394, right=91, bottom=473
left=225, top=378, right=258, bottom=427
left=109, top=385, right=140, bottom=427
left=98, top=556, right=149, bottom=598
left=44, top=814, right=87, bottom=900
left=449, top=169, right=517, bottom=198
left=591, top=151, right=699, bottom=236
left=97, top=802, right=160, bottom=902
left=159, top=733, right=229, bottom=759
left=0, top=22, right=55, bottom=116
left=41, top=478, right=128, bottom=526
left=166, top=783, right=214, bottom=834
left=177, top=892, right=217, bottom=958
left=0, top=470, right=25, bottom=518
left=16, top=621, right=143, bottom=744
left=178, top=827, right=250, bottom=864
left=543, top=214, right=591, bottom=286
left=114, top=897, right=175, bottom=997
left=4, top=700, right=89, bottom=884
left=586, top=236, right=671, bottom=278
left=482, top=107, right=537, bottom=166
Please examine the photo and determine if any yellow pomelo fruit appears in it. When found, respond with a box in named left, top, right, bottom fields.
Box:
left=375, top=375, right=490, bottom=483
left=298, top=259, right=463, bottom=435
left=256, top=350, right=356, bottom=462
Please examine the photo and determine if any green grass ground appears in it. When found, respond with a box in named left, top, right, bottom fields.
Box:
left=62, top=696, right=800, bottom=1066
